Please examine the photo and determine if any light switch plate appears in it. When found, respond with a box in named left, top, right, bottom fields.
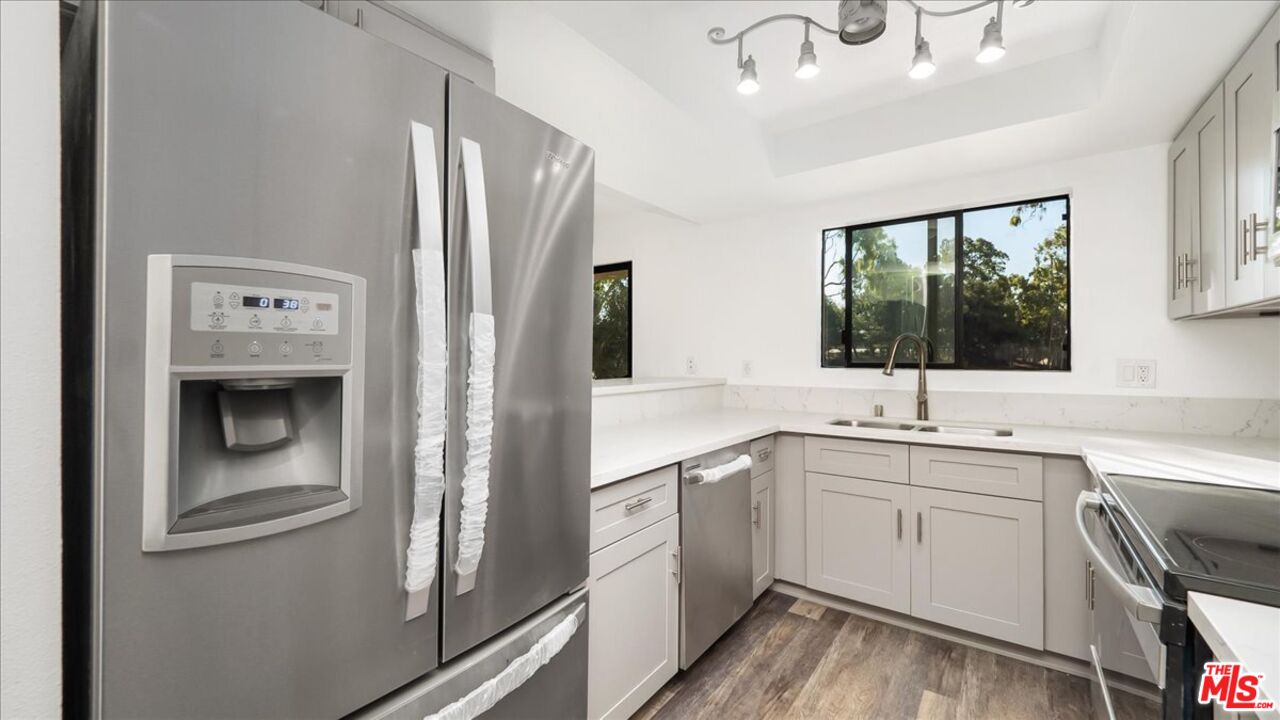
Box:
left=1116, top=359, right=1156, bottom=388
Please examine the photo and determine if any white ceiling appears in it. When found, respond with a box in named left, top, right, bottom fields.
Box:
left=393, top=0, right=1278, bottom=224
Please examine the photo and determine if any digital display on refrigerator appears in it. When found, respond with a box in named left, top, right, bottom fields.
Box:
left=273, top=297, right=300, bottom=310
left=242, top=295, right=270, bottom=308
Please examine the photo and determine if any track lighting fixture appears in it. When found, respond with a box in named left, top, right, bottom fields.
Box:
left=908, top=8, right=935, bottom=79
left=796, top=22, right=821, bottom=79
left=708, top=0, right=1024, bottom=95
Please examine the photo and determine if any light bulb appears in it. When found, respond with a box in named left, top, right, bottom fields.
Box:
left=795, top=39, right=820, bottom=79
left=976, top=17, right=1005, bottom=63
left=737, top=55, right=760, bottom=94
left=909, top=39, right=935, bottom=79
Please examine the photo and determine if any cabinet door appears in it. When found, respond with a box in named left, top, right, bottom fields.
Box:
left=805, top=472, right=910, bottom=613
left=751, top=470, right=775, bottom=599
left=1192, top=86, right=1227, bottom=314
left=1169, top=126, right=1196, bottom=318
left=587, top=514, right=679, bottom=720
left=1224, top=10, right=1278, bottom=308
left=910, top=486, right=1044, bottom=649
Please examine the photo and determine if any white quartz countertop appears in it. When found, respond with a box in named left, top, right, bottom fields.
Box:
left=591, top=408, right=1280, bottom=488
left=1188, top=592, right=1280, bottom=719
left=592, top=377, right=726, bottom=397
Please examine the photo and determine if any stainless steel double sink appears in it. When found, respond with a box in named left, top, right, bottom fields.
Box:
left=827, top=418, right=1013, bottom=437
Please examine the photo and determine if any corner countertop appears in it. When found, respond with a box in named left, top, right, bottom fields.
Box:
left=590, top=408, right=1280, bottom=489
left=1188, top=592, right=1280, bottom=719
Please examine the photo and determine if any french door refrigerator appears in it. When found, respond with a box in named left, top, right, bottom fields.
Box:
left=62, top=2, right=592, bottom=718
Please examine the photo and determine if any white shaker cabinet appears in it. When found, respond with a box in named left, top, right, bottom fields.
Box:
left=751, top=469, right=775, bottom=599
left=909, top=486, right=1045, bottom=650
left=1168, top=86, right=1226, bottom=318
left=805, top=472, right=911, bottom=614
left=587, top=514, right=680, bottom=720
left=1222, top=9, right=1278, bottom=310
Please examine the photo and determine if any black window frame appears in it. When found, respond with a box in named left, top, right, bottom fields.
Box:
left=820, top=194, right=1071, bottom=372
left=592, top=261, right=633, bottom=380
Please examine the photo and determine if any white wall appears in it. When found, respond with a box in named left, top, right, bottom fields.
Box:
left=1, top=1, right=63, bottom=717
left=595, top=143, right=1280, bottom=400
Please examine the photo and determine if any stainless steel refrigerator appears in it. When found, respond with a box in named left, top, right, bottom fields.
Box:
left=61, top=2, right=593, bottom=717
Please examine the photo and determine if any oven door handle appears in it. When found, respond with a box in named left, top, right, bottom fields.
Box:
left=1075, top=491, right=1164, bottom=624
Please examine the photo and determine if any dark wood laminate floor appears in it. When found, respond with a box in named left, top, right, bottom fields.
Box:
left=635, top=591, right=1160, bottom=720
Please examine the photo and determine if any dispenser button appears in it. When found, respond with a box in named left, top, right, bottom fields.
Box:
left=311, top=318, right=325, bottom=330
left=279, top=342, right=293, bottom=357
left=248, top=341, right=263, bottom=356
left=280, top=316, right=292, bottom=328
left=212, top=292, right=224, bottom=308
left=210, top=340, right=224, bottom=357
left=249, top=314, right=262, bottom=328
left=209, top=312, right=226, bottom=328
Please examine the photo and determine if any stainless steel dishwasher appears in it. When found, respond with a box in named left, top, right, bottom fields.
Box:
left=679, top=442, right=753, bottom=669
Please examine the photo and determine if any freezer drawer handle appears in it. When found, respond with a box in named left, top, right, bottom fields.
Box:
left=684, top=454, right=752, bottom=485
left=425, top=604, right=585, bottom=720
left=404, top=121, right=447, bottom=621
left=1073, top=491, right=1163, bottom=624
left=454, top=137, right=496, bottom=596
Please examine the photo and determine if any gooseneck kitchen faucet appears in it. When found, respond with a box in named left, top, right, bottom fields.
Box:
left=883, top=333, right=929, bottom=421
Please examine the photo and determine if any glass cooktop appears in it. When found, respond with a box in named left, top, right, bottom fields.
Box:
left=1100, top=474, right=1280, bottom=607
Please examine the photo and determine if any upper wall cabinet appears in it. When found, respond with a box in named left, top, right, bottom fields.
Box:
left=1171, top=9, right=1280, bottom=318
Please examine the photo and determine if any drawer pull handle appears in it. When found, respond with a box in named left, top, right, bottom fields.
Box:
left=897, top=508, right=902, bottom=540
left=916, top=511, right=923, bottom=544
left=757, top=448, right=772, bottom=461
left=624, top=496, right=653, bottom=512
left=752, top=500, right=762, bottom=528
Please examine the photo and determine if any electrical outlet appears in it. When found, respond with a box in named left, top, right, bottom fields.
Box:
left=742, top=360, right=753, bottom=378
left=1116, top=359, right=1156, bottom=389
left=685, top=356, right=697, bottom=375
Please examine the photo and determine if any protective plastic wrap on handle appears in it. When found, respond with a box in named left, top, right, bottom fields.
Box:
left=404, top=122, right=447, bottom=613
left=423, top=605, right=584, bottom=720
left=455, top=312, right=495, bottom=589
left=686, top=454, right=752, bottom=485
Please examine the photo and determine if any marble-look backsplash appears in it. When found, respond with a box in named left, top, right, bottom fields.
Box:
left=593, top=385, right=723, bottom=428
left=724, top=385, right=1280, bottom=439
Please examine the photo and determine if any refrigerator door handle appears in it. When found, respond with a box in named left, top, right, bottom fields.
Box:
left=405, top=121, right=447, bottom=621
left=455, top=137, right=495, bottom=595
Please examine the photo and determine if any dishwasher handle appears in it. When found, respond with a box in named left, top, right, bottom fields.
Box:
left=1074, top=491, right=1163, bottom=624
left=684, top=454, right=752, bottom=485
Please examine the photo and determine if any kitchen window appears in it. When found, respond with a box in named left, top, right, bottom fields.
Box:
left=593, top=262, right=632, bottom=379
left=821, top=196, right=1070, bottom=370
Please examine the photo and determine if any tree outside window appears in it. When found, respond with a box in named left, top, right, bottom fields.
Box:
left=593, top=262, right=631, bottom=379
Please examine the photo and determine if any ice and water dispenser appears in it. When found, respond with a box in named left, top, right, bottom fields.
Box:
left=142, top=255, right=365, bottom=551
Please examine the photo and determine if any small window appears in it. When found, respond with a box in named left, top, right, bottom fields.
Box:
left=593, top=262, right=632, bottom=379
left=821, top=196, right=1070, bottom=371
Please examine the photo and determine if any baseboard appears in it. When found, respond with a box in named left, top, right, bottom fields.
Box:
left=769, top=581, right=1161, bottom=702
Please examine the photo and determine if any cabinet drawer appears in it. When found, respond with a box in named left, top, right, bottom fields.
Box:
left=749, top=435, right=775, bottom=478
left=590, top=465, right=678, bottom=552
left=804, top=436, right=909, bottom=484
left=909, top=446, right=1043, bottom=501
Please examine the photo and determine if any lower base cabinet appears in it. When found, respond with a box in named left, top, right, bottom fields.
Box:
left=587, top=514, right=680, bottom=720
left=909, top=486, right=1044, bottom=649
left=751, top=469, right=775, bottom=598
left=805, top=472, right=911, bottom=614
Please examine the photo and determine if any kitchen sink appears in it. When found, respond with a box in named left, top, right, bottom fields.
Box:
left=827, top=419, right=919, bottom=431
left=916, top=425, right=1013, bottom=437
left=826, top=419, right=1014, bottom=437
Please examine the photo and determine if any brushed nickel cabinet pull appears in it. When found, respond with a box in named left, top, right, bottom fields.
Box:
left=1241, top=218, right=1251, bottom=268
left=1176, top=253, right=1185, bottom=289
left=916, top=511, right=923, bottom=544
left=897, top=508, right=902, bottom=540
left=1250, top=212, right=1268, bottom=260
left=752, top=501, right=762, bottom=528
left=624, top=496, right=653, bottom=512
left=355, top=7, right=364, bottom=28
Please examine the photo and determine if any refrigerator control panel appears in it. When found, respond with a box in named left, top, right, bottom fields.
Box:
left=189, top=281, right=340, bottom=335
left=166, top=262, right=357, bottom=368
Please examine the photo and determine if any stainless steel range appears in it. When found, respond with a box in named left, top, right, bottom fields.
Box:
left=1076, top=473, right=1280, bottom=720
